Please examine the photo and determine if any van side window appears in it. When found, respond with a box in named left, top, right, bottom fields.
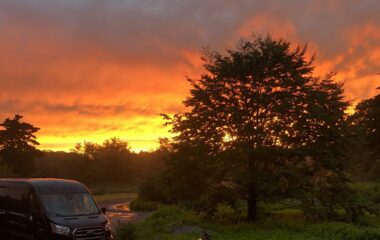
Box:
left=1, top=183, right=30, bottom=214
left=7, top=189, right=28, bottom=214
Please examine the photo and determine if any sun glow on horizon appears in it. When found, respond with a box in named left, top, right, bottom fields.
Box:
left=35, top=116, right=173, bottom=153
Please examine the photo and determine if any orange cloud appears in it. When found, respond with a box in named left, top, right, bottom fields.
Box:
left=0, top=0, right=379, bottom=151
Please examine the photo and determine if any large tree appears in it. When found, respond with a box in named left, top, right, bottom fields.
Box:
left=0, top=114, right=42, bottom=176
left=73, top=138, right=134, bottom=182
left=165, top=36, right=352, bottom=221
left=351, top=88, right=380, bottom=179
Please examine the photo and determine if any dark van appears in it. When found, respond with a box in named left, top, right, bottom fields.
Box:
left=0, top=178, right=113, bottom=240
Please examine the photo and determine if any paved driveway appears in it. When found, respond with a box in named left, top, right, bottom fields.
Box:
left=99, top=201, right=150, bottom=231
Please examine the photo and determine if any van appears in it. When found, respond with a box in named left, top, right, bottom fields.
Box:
left=0, top=178, right=114, bottom=240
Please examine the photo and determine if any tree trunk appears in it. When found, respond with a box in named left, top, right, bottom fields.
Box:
left=247, top=187, right=257, bottom=222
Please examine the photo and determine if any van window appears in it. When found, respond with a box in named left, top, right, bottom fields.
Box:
left=8, top=190, right=28, bottom=213
left=0, top=183, right=30, bottom=214
left=41, top=193, right=99, bottom=217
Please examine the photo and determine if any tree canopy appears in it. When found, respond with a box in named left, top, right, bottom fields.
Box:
left=163, top=35, right=353, bottom=221
left=351, top=88, right=380, bottom=179
left=0, top=114, right=42, bottom=176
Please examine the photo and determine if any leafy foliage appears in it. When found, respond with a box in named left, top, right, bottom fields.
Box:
left=351, top=89, right=380, bottom=180
left=116, top=223, right=138, bottom=240
left=161, top=35, right=354, bottom=221
left=74, top=138, right=134, bottom=182
left=0, top=115, right=42, bottom=176
left=36, top=138, right=166, bottom=184
left=130, top=199, right=159, bottom=211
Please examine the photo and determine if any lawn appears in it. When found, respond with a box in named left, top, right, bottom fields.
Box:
left=116, top=206, right=380, bottom=240
left=94, top=192, right=137, bottom=204
left=115, top=182, right=380, bottom=240
left=87, top=182, right=138, bottom=204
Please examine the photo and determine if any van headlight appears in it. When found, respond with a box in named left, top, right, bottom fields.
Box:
left=51, top=223, right=71, bottom=236
left=105, top=220, right=112, bottom=232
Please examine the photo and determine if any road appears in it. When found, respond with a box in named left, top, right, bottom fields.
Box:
left=98, top=201, right=150, bottom=230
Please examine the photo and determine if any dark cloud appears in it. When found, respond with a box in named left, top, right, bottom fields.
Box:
left=0, top=100, right=182, bottom=117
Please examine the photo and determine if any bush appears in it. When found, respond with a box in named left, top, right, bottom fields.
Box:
left=211, top=204, right=244, bottom=224
left=139, top=206, right=200, bottom=234
left=130, top=199, right=159, bottom=211
left=259, top=209, right=307, bottom=230
left=116, top=223, right=138, bottom=240
left=139, top=177, right=166, bottom=202
left=307, top=222, right=380, bottom=240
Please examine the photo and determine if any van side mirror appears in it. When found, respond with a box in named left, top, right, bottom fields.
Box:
left=101, top=207, right=107, bottom=214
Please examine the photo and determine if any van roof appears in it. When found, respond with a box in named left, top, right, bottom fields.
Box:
left=0, top=178, right=88, bottom=194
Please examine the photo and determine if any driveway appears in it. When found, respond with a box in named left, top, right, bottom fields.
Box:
left=98, top=200, right=151, bottom=230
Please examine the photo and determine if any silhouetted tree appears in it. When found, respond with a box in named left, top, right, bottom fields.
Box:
left=0, top=115, right=42, bottom=176
left=74, top=138, right=133, bottom=182
left=35, top=138, right=166, bottom=185
left=351, top=88, right=380, bottom=179
left=164, top=35, right=352, bottom=221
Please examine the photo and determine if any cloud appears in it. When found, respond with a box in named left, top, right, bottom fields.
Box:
left=0, top=0, right=379, bottom=150
left=0, top=100, right=183, bottom=117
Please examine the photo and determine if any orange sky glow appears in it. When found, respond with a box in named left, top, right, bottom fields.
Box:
left=0, top=0, right=379, bottom=152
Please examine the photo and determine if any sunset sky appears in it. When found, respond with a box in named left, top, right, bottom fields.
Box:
left=0, top=0, right=379, bottom=152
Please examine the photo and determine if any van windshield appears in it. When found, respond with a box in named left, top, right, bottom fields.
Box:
left=41, top=193, right=100, bottom=217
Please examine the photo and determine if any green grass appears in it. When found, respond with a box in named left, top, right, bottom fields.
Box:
left=104, top=181, right=380, bottom=239
left=94, top=192, right=137, bottom=203
left=352, top=182, right=380, bottom=205
left=161, top=223, right=380, bottom=240
left=115, top=203, right=380, bottom=240
left=86, top=182, right=138, bottom=204
left=88, top=182, right=137, bottom=195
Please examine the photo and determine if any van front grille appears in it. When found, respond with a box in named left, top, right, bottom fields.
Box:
left=73, top=226, right=105, bottom=240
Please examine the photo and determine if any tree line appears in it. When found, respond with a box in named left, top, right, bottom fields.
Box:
left=0, top=35, right=379, bottom=222
left=0, top=116, right=166, bottom=185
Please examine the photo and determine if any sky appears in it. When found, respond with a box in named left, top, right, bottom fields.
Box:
left=0, top=0, right=379, bottom=152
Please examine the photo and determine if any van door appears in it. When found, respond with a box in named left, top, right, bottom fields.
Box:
left=3, top=182, right=34, bottom=240
left=0, top=184, right=10, bottom=237
left=28, top=189, right=50, bottom=240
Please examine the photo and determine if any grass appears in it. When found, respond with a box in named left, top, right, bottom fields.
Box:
left=114, top=181, right=380, bottom=240
left=164, top=223, right=380, bottom=240
left=352, top=182, right=380, bottom=205
left=116, top=206, right=380, bottom=240
left=87, top=182, right=138, bottom=204
left=89, top=181, right=380, bottom=239
left=88, top=182, right=137, bottom=195
left=94, top=192, right=137, bottom=203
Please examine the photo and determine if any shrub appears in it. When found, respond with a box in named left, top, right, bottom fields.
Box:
left=139, top=177, right=166, bottom=202
left=259, top=209, right=307, bottom=230
left=211, top=204, right=244, bottom=224
left=307, top=222, right=380, bottom=240
left=116, top=223, right=138, bottom=240
left=130, top=199, right=159, bottom=211
left=140, top=206, right=200, bottom=234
